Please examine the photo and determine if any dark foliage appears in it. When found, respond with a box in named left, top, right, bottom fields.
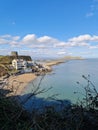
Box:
left=0, top=75, right=98, bottom=130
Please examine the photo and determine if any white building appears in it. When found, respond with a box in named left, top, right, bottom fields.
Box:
left=12, top=59, right=27, bottom=70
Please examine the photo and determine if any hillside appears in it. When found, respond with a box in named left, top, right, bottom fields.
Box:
left=0, top=55, right=32, bottom=64
left=62, top=55, right=83, bottom=60
left=0, top=55, right=32, bottom=76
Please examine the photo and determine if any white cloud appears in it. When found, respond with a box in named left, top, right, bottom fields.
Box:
left=29, top=44, right=47, bottom=49
left=66, top=34, right=98, bottom=48
left=0, top=38, right=9, bottom=44
left=68, top=34, right=91, bottom=43
left=0, top=33, right=98, bottom=58
left=89, top=45, right=98, bottom=49
left=20, top=34, right=98, bottom=49
left=67, top=42, right=89, bottom=47
left=0, top=49, right=7, bottom=51
left=12, top=36, right=20, bottom=41
left=68, top=52, right=72, bottom=55
left=80, top=51, right=93, bottom=55
left=54, top=42, right=66, bottom=47
left=38, top=36, right=52, bottom=43
left=57, top=51, right=67, bottom=55
left=0, top=35, right=20, bottom=45
left=0, top=35, right=12, bottom=38
left=9, top=41, right=21, bottom=48
left=21, top=34, right=62, bottom=49
left=38, top=36, right=58, bottom=44
left=54, top=34, right=98, bottom=48
left=22, top=34, right=37, bottom=44
left=91, top=35, right=98, bottom=41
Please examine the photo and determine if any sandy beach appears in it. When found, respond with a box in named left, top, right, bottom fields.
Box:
left=45, top=59, right=65, bottom=66
left=4, top=73, right=37, bottom=96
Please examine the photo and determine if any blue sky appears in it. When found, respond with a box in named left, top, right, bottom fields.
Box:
left=0, top=0, right=98, bottom=58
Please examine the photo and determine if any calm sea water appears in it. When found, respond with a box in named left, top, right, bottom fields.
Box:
left=23, top=59, right=98, bottom=104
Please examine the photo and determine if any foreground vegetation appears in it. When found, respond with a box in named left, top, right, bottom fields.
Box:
left=0, top=74, right=98, bottom=130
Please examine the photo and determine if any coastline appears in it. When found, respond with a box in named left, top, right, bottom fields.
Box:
left=44, top=59, right=65, bottom=66
left=4, top=73, right=37, bottom=96
left=5, top=59, right=66, bottom=96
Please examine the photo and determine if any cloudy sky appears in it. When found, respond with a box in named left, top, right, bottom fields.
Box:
left=0, top=0, right=98, bottom=58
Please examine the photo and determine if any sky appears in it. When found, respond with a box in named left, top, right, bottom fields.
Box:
left=0, top=0, right=98, bottom=58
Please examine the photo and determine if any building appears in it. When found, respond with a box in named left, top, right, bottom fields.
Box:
left=12, top=59, right=27, bottom=70
left=11, top=51, right=18, bottom=58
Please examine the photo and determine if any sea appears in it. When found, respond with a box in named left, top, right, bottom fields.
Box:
left=21, top=59, right=98, bottom=110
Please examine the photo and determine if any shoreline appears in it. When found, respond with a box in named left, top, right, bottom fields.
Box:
left=44, top=59, right=65, bottom=66
left=4, top=73, right=37, bottom=96
left=4, top=59, right=67, bottom=96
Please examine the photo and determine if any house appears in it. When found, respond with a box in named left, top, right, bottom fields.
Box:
left=12, top=59, right=27, bottom=70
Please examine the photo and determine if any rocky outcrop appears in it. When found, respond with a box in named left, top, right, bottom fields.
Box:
left=31, top=62, right=52, bottom=75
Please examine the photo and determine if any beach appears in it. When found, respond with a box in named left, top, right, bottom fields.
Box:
left=4, top=73, right=37, bottom=96
left=45, top=59, right=65, bottom=66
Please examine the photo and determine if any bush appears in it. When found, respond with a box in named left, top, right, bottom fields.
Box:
left=0, top=75, right=98, bottom=130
